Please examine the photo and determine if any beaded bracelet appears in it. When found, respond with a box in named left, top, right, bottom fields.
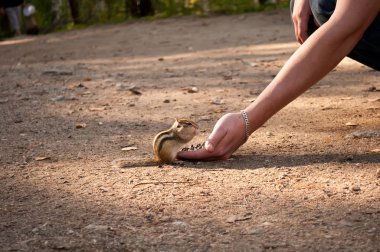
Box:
left=241, top=110, right=250, bottom=141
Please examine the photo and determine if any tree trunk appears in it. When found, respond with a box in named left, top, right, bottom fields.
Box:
left=126, top=0, right=154, bottom=17
left=68, top=0, right=80, bottom=24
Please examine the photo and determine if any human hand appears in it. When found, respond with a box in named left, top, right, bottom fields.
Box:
left=177, top=112, right=247, bottom=161
left=292, top=0, right=312, bottom=44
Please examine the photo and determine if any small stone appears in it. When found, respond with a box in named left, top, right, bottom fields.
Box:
left=187, top=87, right=199, bottom=93
left=351, top=185, right=361, bottom=192
left=259, top=221, right=274, bottom=227
left=171, top=221, right=188, bottom=227
left=367, top=227, right=376, bottom=233
left=51, top=95, right=65, bottom=102
left=345, top=122, right=358, bottom=127
left=75, top=123, right=87, bottom=129
left=84, top=224, right=109, bottom=231
left=339, top=219, right=354, bottom=227
left=211, top=99, right=225, bottom=105
left=245, top=227, right=263, bottom=235
left=99, top=187, right=109, bottom=192
left=0, top=98, right=9, bottom=103
left=366, top=85, right=378, bottom=92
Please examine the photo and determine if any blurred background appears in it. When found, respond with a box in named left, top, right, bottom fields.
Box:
left=0, top=0, right=288, bottom=38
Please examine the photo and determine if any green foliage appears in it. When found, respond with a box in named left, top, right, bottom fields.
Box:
left=0, top=0, right=289, bottom=36
left=29, top=0, right=53, bottom=29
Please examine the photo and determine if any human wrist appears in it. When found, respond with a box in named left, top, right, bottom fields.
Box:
left=240, top=110, right=251, bottom=142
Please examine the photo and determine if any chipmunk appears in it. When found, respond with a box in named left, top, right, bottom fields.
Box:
left=112, top=118, right=198, bottom=168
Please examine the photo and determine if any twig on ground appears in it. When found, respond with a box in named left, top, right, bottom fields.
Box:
left=132, top=181, right=195, bottom=189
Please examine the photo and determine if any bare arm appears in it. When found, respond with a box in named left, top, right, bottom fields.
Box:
left=245, top=0, right=380, bottom=134
left=178, top=0, right=380, bottom=161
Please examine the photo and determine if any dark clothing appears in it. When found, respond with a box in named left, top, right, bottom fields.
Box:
left=290, top=0, right=380, bottom=70
left=0, top=0, right=23, bottom=8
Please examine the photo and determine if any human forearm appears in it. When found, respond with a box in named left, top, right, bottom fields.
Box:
left=245, top=1, right=379, bottom=133
left=177, top=0, right=380, bottom=161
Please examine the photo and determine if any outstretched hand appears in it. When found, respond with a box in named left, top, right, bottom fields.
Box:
left=177, top=112, right=247, bottom=161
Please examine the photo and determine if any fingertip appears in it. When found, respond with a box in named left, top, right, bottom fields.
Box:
left=205, top=141, right=215, bottom=152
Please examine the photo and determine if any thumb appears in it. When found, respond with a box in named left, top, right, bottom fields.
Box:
left=205, top=124, right=227, bottom=152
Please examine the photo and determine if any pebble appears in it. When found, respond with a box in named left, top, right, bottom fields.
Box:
left=0, top=98, right=9, bottom=103
left=84, top=224, right=109, bottom=231
left=351, top=185, right=361, bottom=192
left=51, top=95, right=65, bottom=102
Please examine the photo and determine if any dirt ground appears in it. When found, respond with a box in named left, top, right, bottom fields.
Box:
left=0, top=9, right=379, bottom=251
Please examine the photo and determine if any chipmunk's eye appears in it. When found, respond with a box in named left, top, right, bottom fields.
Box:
left=177, top=124, right=181, bottom=128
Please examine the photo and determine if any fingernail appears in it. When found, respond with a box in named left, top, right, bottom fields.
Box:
left=205, top=141, right=214, bottom=152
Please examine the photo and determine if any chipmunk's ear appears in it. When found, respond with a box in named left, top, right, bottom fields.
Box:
left=175, top=118, right=179, bottom=122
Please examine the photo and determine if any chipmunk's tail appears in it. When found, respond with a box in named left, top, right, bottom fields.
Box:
left=111, top=158, right=159, bottom=168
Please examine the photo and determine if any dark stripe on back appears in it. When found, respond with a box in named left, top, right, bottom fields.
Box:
left=157, top=132, right=173, bottom=153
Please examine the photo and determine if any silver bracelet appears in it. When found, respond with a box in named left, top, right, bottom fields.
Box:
left=241, top=110, right=250, bottom=141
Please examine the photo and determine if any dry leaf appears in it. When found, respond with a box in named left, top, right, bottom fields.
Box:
left=88, top=107, right=105, bottom=111
left=345, top=122, right=358, bottom=127
left=128, top=87, right=142, bottom=95
left=226, top=213, right=252, bottom=223
left=368, top=98, right=380, bottom=102
left=238, top=59, right=258, bottom=67
left=121, top=146, right=138, bottom=151
left=80, top=91, right=92, bottom=96
left=213, top=108, right=226, bottom=113
left=199, top=115, right=211, bottom=121
left=340, top=97, right=353, bottom=100
left=34, top=156, right=51, bottom=161
left=116, top=83, right=142, bottom=95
